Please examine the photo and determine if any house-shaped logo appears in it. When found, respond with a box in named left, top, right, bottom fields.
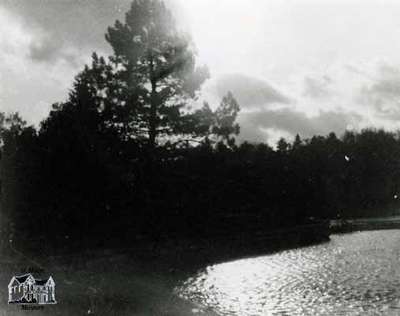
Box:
left=8, top=274, right=56, bottom=305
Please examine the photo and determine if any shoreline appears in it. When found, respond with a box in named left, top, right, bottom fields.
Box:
left=0, top=223, right=331, bottom=315
left=330, top=216, right=400, bottom=234
left=2, top=221, right=396, bottom=315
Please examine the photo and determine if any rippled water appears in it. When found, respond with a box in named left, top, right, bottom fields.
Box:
left=176, top=230, right=400, bottom=315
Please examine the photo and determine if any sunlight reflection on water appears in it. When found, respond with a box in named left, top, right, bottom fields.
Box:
left=176, top=230, right=400, bottom=315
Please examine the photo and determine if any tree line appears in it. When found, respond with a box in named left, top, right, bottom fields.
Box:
left=1, top=0, right=399, bottom=252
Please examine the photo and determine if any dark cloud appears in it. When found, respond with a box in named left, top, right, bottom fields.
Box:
left=238, top=108, right=362, bottom=143
left=368, top=79, right=400, bottom=99
left=303, top=75, right=332, bottom=99
left=28, top=38, right=82, bottom=67
left=29, top=39, right=59, bottom=62
left=214, top=73, right=291, bottom=108
left=211, top=73, right=362, bottom=143
left=1, top=0, right=132, bottom=64
left=358, top=64, right=400, bottom=119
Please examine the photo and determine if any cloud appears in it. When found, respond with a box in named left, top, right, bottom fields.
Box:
left=1, top=0, right=399, bottom=139
left=303, top=75, right=332, bottom=99
left=369, top=79, right=400, bottom=100
left=0, top=6, right=81, bottom=124
left=212, top=73, right=291, bottom=108
left=28, top=38, right=83, bottom=68
left=1, top=0, right=132, bottom=64
left=202, top=69, right=365, bottom=144
left=29, top=39, right=60, bottom=62
left=357, top=63, right=400, bottom=120
left=238, top=108, right=362, bottom=143
left=344, top=64, right=374, bottom=80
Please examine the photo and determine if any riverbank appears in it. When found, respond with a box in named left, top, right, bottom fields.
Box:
left=330, top=216, right=400, bottom=234
left=0, top=220, right=392, bottom=316
left=0, top=223, right=330, bottom=315
left=156, top=222, right=331, bottom=277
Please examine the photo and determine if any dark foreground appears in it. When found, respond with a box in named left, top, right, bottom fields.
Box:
left=0, top=247, right=216, bottom=316
left=0, top=224, right=329, bottom=315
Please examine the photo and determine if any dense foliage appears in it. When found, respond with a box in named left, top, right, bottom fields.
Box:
left=2, top=113, right=400, bottom=251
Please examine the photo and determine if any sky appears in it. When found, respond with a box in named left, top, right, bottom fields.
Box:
left=2, top=0, right=400, bottom=144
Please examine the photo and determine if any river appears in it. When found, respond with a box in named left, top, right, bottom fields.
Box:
left=176, top=230, right=400, bottom=315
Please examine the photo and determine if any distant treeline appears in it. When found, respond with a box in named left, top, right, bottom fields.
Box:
left=1, top=0, right=400, bottom=252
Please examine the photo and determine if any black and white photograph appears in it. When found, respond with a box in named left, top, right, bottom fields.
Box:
left=2, top=0, right=400, bottom=315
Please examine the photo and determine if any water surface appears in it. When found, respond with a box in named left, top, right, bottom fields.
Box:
left=177, top=230, right=400, bottom=315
